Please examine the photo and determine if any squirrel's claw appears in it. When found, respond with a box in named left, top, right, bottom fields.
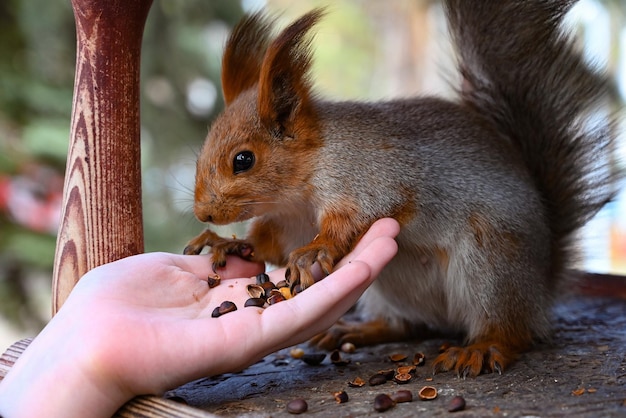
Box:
left=432, top=342, right=514, bottom=378
left=183, top=244, right=203, bottom=255
left=285, top=244, right=336, bottom=291
left=210, top=240, right=255, bottom=270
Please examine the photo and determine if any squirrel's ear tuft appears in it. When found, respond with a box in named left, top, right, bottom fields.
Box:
left=221, top=12, right=275, bottom=106
left=257, top=8, right=324, bottom=137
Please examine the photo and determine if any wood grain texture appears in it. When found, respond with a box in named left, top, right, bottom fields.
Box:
left=114, top=396, right=219, bottom=418
left=0, top=338, right=32, bottom=381
left=52, top=0, right=153, bottom=313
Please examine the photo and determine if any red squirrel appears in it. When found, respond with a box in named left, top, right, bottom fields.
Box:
left=184, top=0, right=619, bottom=377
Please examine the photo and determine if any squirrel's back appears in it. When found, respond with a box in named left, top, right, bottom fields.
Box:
left=445, top=0, right=618, bottom=286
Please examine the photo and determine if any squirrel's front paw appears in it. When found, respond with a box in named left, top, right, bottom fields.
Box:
left=183, top=229, right=254, bottom=272
left=432, top=342, right=515, bottom=378
left=285, top=244, right=335, bottom=291
left=208, top=239, right=255, bottom=271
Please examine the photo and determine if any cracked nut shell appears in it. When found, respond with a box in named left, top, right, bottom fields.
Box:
left=413, top=352, right=426, bottom=366
left=206, top=275, right=221, bottom=288
left=333, top=390, right=349, bottom=404
left=246, top=284, right=265, bottom=299
left=348, top=376, right=366, bottom=387
left=418, top=386, right=437, bottom=400
left=393, top=372, right=412, bottom=384
left=330, top=349, right=350, bottom=366
left=389, top=353, right=408, bottom=362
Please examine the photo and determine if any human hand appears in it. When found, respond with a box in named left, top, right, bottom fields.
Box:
left=0, top=218, right=399, bottom=418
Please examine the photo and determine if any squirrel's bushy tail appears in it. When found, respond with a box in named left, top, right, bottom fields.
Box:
left=445, top=0, right=619, bottom=284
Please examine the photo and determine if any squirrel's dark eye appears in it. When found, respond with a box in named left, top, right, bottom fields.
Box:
left=233, top=150, right=255, bottom=174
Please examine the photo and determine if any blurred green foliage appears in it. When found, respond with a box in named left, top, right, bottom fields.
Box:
left=0, top=0, right=245, bottom=331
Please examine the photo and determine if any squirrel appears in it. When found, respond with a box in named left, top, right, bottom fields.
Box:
left=184, top=0, right=619, bottom=377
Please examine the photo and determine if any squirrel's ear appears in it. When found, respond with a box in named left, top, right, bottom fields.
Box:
left=221, top=12, right=274, bottom=106
left=258, top=9, right=324, bottom=137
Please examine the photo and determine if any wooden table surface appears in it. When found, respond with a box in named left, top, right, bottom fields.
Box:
left=166, top=291, right=626, bottom=417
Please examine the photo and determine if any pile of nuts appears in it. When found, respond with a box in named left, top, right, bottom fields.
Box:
left=208, top=273, right=294, bottom=318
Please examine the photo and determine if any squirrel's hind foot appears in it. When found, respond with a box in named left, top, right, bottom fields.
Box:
left=432, top=341, right=519, bottom=378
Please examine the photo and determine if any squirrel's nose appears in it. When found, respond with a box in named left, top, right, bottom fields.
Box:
left=193, top=205, right=214, bottom=223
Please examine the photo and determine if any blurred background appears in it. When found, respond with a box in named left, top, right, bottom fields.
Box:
left=1, top=0, right=625, bottom=350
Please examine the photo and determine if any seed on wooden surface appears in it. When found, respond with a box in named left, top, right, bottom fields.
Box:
left=286, top=398, right=308, bottom=414
left=333, top=390, right=349, bottom=404
left=206, top=275, right=221, bottom=288
left=368, top=373, right=388, bottom=386
left=341, top=342, right=356, bottom=353
left=373, top=394, right=395, bottom=412
left=389, top=353, right=408, bottom=362
left=246, top=284, right=265, bottom=299
left=393, top=372, right=412, bottom=384
left=217, top=300, right=237, bottom=315
left=378, top=369, right=395, bottom=380
left=301, top=353, right=326, bottom=366
left=447, top=395, right=466, bottom=412
left=244, top=297, right=265, bottom=308
left=390, top=390, right=413, bottom=403
left=413, top=352, right=426, bottom=366
left=256, top=273, right=270, bottom=284
left=290, top=347, right=305, bottom=359
left=330, top=349, right=350, bottom=366
left=348, top=376, right=366, bottom=387
left=396, top=365, right=416, bottom=375
left=418, top=386, right=437, bottom=400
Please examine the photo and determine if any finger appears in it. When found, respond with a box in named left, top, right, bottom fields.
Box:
left=265, top=218, right=400, bottom=283
left=216, top=255, right=265, bottom=279
left=171, top=254, right=265, bottom=281
left=335, top=218, right=400, bottom=269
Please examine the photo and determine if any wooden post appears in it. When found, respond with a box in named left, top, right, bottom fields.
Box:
left=52, top=0, right=153, bottom=313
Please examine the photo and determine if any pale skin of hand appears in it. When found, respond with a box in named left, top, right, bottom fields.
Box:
left=0, top=218, right=399, bottom=418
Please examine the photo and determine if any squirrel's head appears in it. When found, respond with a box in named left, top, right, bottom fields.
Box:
left=193, top=9, right=325, bottom=225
